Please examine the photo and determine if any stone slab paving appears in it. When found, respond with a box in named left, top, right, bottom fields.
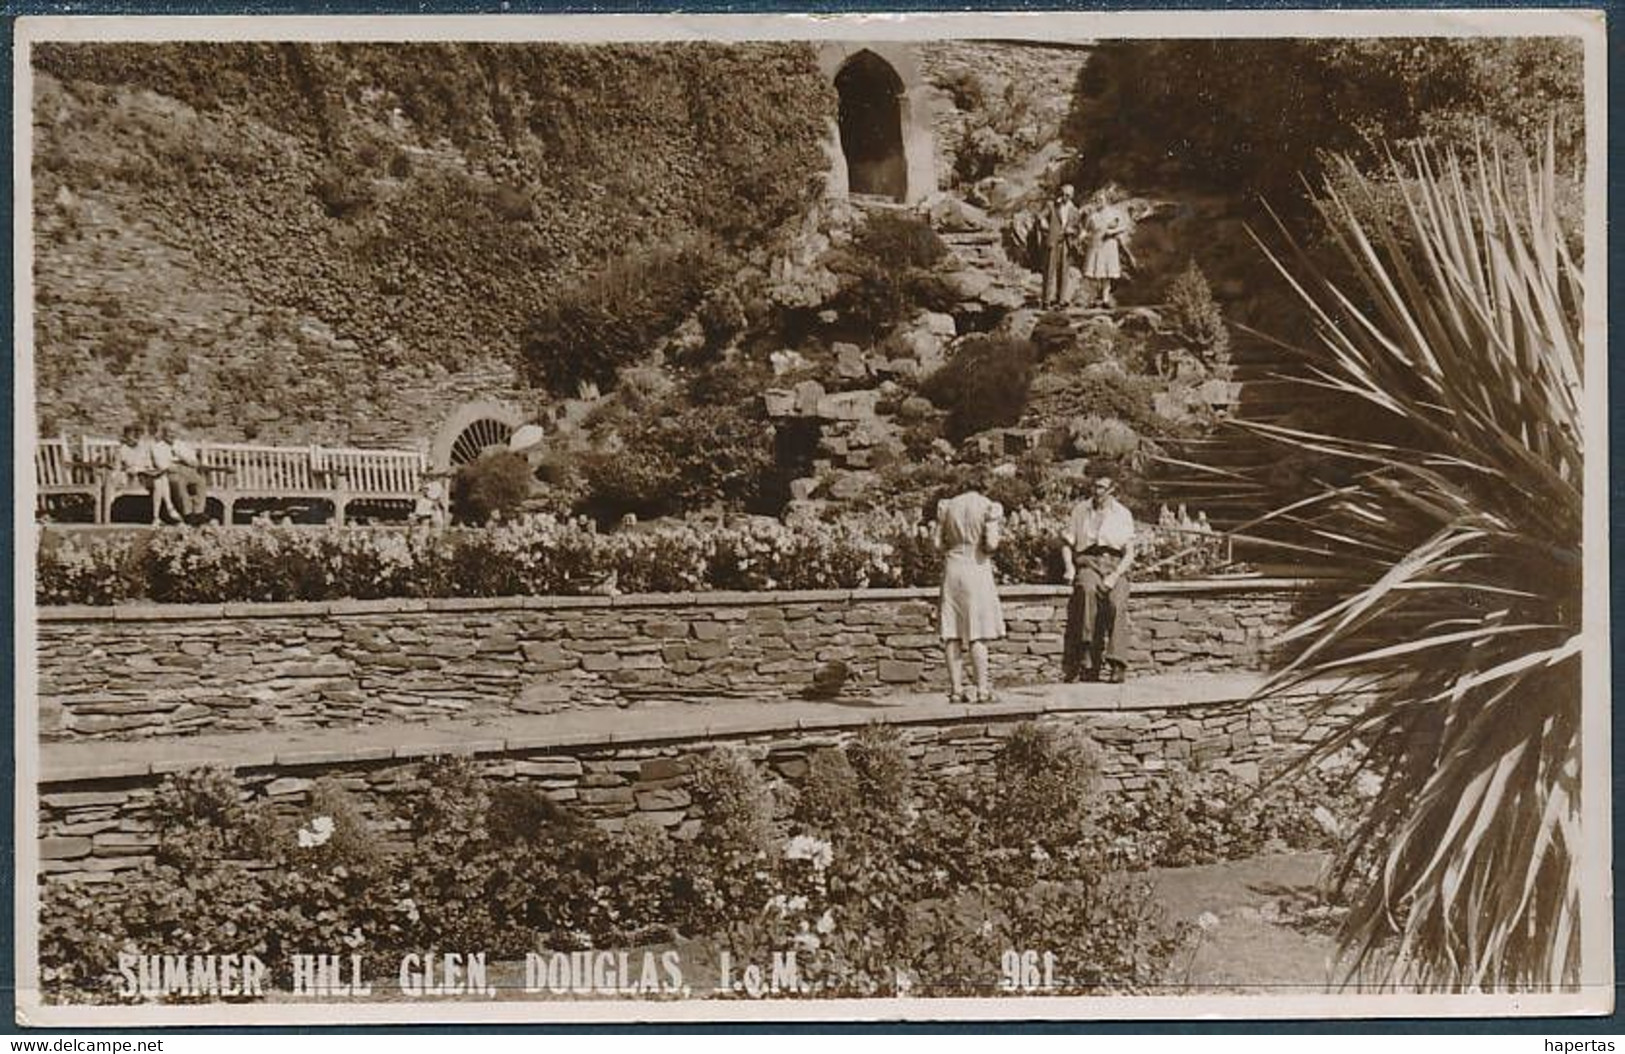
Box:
left=36, top=670, right=1284, bottom=784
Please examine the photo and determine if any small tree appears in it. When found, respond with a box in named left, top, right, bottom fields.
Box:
left=1163, top=260, right=1230, bottom=370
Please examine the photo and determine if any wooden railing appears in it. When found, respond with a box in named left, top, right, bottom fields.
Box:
left=36, top=437, right=428, bottom=525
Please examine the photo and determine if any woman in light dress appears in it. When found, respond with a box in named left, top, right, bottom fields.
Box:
left=1081, top=199, right=1135, bottom=308
left=936, top=484, right=1007, bottom=704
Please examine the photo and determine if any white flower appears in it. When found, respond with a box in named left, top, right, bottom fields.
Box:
left=815, top=909, right=836, bottom=935
left=784, top=834, right=834, bottom=872
left=1197, top=912, right=1221, bottom=933
left=1029, top=845, right=1051, bottom=864
left=791, top=930, right=821, bottom=953
left=296, top=814, right=335, bottom=848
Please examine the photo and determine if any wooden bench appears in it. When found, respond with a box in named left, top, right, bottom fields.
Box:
left=35, top=438, right=102, bottom=512
left=36, top=438, right=429, bottom=526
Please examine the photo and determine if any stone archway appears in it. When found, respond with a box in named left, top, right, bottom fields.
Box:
left=430, top=400, right=526, bottom=472
left=816, top=43, right=937, bottom=206
left=835, top=50, right=908, bottom=200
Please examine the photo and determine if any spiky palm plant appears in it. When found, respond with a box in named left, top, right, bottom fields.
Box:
left=1241, top=139, right=1585, bottom=991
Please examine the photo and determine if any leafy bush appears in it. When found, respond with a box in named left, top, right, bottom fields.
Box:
left=1043, top=368, right=1171, bottom=438
left=1068, top=414, right=1142, bottom=458
left=919, top=335, right=1037, bottom=441
left=937, top=69, right=987, bottom=111
left=949, top=79, right=1047, bottom=187
left=311, top=162, right=374, bottom=219
left=825, top=212, right=950, bottom=336
left=452, top=450, right=534, bottom=525
left=853, top=212, right=946, bottom=272
left=1094, top=767, right=1356, bottom=871
left=521, top=239, right=726, bottom=397
left=582, top=403, right=776, bottom=522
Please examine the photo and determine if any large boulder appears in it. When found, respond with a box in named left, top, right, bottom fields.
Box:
left=928, top=195, right=994, bottom=233
left=828, top=471, right=880, bottom=501
left=979, top=281, right=1026, bottom=311
left=816, top=390, right=880, bottom=421
left=941, top=268, right=994, bottom=301
left=916, top=310, right=957, bottom=338
left=833, top=342, right=868, bottom=380
left=897, top=329, right=948, bottom=374
left=793, top=379, right=826, bottom=416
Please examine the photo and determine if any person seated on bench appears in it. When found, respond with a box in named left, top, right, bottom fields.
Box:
left=159, top=422, right=208, bottom=525
left=412, top=479, right=448, bottom=528
left=147, top=424, right=186, bottom=525
left=104, top=425, right=154, bottom=525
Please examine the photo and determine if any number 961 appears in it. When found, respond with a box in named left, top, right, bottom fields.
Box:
left=1000, top=949, right=1057, bottom=991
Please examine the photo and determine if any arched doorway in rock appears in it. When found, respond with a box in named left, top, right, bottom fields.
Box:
left=430, top=401, right=526, bottom=473
left=835, top=50, right=908, bottom=201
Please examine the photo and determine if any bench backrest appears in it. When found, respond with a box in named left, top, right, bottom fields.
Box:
left=37, top=438, right=428, bottom=497
left=200, top=443, right=320, bottom=491
left=38, top=437, right=111, bottom=487
left=320, top=446, right=424, bottom=495
left=36, top=438, right=74, bottom=488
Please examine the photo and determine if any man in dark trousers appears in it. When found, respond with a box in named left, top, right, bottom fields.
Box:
left=1061, top=475, right=1135, bottom=683
left=1041, top=184, right=1080, bottom=307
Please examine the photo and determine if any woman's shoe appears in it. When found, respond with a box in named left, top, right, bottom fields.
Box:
left=975, top=687, right=999, bottom=705
left=948, top=688, right=971, bottom=705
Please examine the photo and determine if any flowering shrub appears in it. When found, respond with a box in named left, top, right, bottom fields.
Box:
left=37, top=513, right=1238, bottom=605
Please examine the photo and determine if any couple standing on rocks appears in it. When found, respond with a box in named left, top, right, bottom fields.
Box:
left=1041, top=183, right=1138, bottom=310
left=935, top=472, right=1134, bottom=704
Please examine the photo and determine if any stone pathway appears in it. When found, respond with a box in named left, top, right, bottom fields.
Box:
left=37, top=670, right=1280, bottom=783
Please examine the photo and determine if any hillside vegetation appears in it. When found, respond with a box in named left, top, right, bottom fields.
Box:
left=33, top=42, right=832, bottom=442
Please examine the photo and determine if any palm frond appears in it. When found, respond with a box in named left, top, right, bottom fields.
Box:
left=1240, top=141, right=1584, bottom=992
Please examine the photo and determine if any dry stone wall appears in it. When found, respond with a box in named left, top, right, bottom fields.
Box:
left=37, top=581, right=1312, bottom=742
left=39, top=688, right=1357, bottom=886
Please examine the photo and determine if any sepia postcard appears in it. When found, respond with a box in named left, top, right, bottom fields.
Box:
left=11, top=9, right=1611, bottom=1027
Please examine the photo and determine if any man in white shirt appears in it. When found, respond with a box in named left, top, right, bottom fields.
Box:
left=1061, top=475, right=1135, bottom=683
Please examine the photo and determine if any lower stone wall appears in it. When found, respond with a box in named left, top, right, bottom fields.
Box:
left=37, top=580, right=1314, bottom=741
left=38, top=687, right=1356, bottom=885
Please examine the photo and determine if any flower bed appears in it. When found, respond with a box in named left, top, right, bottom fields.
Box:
left=40, top=723, right=1355, bottom=1004
left=36, top=514, right=1233, bottom=606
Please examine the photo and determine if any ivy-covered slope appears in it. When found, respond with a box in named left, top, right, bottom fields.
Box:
left=32, top=42, right=834, bottom=443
